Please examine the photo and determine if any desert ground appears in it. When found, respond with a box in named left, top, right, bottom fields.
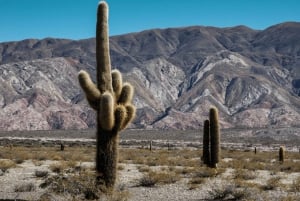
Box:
left=0, top=128, right=299, bottom=200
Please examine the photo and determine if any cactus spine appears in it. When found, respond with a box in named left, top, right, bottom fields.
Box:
left=209, top=107, right=220, bottom=168
left=78, top=1, right=136, bottom=189
left=279, top=146, right=285, bottom=163
left=202, top=119, right=210, bottom=165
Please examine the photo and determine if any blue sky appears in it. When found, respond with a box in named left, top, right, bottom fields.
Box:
left=0, top=0, right=299, bottom=42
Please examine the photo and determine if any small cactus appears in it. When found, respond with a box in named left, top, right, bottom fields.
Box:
left=209, top=107, right=220, bottom=168
left=202, top=119, right=210, bottom=165
left=78, top=1, right=136, bottom=189
left=202, top=107, right=221, bottom=168
left=279, top=146, right=285, bottom=163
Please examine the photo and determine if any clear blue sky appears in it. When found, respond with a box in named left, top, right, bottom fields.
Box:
left=0, top=0, right=299, bottom=42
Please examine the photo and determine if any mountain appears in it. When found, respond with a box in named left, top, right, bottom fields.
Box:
left=0, top=22, right=300, bottom=130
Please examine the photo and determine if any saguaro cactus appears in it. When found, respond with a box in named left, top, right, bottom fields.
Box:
left=209, top=107, right=220, bottom=168
left=279, top=146, right=285, bottom=163
left=202, top=119, right=210, bottom=165
left=78, top=1, right=136, bottom=189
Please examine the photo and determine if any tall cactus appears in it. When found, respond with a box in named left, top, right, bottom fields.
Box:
left=78, top=1, right=136, bottom=189
left=209, top=107, right=220, bottom=168
left=202, top=119, right=210, bottom=165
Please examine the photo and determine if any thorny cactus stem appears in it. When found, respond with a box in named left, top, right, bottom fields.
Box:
left=279, top=146, right=285, bottom=163
left=78, top=1, right=136, bottom=189
left=209, top=107, right=220, bottom=168
left=202, top=119, right=210, bottom=165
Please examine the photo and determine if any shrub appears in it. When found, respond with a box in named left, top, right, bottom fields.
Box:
left=261, top=176, right=282, bottom=191
left=137, top=171, right=179, bottom=187
left=15, top=183, right=35, bottom=192
left=234, top=169, right=256, bottom=180
left=0, top=159, right=16, bottom=172
left=35, top=170, right=49, bottom=178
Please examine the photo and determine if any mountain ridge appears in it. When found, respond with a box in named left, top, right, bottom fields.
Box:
left=0, top=22, right=300, bottom=130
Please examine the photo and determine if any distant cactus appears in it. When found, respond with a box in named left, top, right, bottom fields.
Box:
left=60, top=143, right=64, bottom=151
left=78, top=1, right=136, bottom=189
left=279, top=146, right=285, bottom=163
left=202, top=107, right=221, bottom=168
left=209, top=107, right=220, bottom=168
left=202, top=119, right=210, bottom=165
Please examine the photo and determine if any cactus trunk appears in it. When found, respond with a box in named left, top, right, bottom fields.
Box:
left=96, top=129, right=118, bottom=188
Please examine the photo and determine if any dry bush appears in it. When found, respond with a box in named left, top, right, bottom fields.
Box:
left=234, top=169, right=256, bottom=180
left=138, top=171, right=179, bottom=187
left=0, top=159, right=16, bottom=172
left=14, top=183, right=35, bottom=192
left=39, top=171, right=103, bottom=200
left=188, top=177, right=205, bottom=190
left=39, top=170, right=130, bottom=200
left=137, top=165, right=150, bottom=173
left=118, top=164, right=125, bottom=170
left=205, top=183, right=251, bottom=201
left=261, top=176, right=282, bottom=191
left=290, top=176, right=300, bottom=192
left=35, top=170, right=49, bottom=178
left=193, top=167, right=225, bottom=178
left=49, top=161, right=76, bottom=173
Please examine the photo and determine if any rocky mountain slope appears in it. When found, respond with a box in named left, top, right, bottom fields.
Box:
left=0, top=22, right=300, bottom=130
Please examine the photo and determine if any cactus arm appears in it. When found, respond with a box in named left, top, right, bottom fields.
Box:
left=121, top=104, right=136, bottom=130
left=99, top=92, right=115, bottom=130
left=96, top=1, right=113, bottom=93
left=112, top=69, right=123, bottom=99
left=78, top=70, right=101, bottom=110
left=118, top=83, right=134, bottom=104
left=114, top=105, right=127, bottom=131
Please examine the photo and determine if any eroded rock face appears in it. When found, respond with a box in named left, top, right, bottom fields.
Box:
left=1, top=22, right=300, bottom=130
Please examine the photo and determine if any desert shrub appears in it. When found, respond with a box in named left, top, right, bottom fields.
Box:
left=205, top=183, right=250, bottom=201
left=40, top=171, right=102, bottom=199
left=137, top=165, right=150, bottom=173
left=49, top=161, right=77, bottom=173
left=193, top=167, right=224, bottom=178
left=118, top=164, right=125, bottom=170
left=35, top=170, right=49, bottom=178
left=14, top=158, right=25, bottom=164
left=137, top=175, right=157, bottom=187
left=188, top=177, right=206, bottom=190
left=261, top=176, right=282, bottom=191
left=0, top=159, right=16, bottom=172
left=234, top=169, right=256, bottom=180
left=290, top=176, right=300, bottom=192
left=138, top=171, right=179, bottom=187
left=15, top=183, right=35, bottom=192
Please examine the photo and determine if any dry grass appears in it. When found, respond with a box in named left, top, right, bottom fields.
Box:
left=1, top=143, right=300, bottom=200
left=0, top=146, right=94, bottom=162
